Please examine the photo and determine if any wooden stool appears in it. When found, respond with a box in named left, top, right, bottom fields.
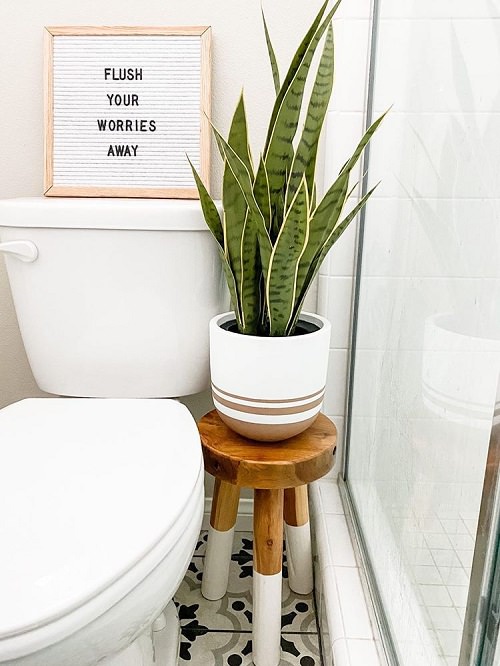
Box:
left=198, top=410, right=337, bottom=666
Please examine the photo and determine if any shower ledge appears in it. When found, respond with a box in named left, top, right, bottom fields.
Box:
left=310, top=479, right=383, bottom=666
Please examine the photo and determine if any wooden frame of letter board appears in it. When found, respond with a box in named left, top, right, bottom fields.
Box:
left=44, top=26, right=211, bottom=198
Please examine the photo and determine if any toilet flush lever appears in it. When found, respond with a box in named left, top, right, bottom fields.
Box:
left=0, top=240, right=38, bottom=262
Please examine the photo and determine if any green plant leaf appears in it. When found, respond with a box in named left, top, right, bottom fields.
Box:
left=253, top=155, right=272, bottom=232
left=264, top=1, right=343, bottom=225
left=262, top=9, right=280, bottom=96
left=188, top=157, right=224, bottom=247
left=237, top=210, right=262, bottom=334
left=217, top=245, right=244, bottom=330
left=264, top=0, right=329, bottom=153
left=302, top=107, right=387, bottom=248
left=188, top=156, right=243, bottom=327
left=284, top=108, right=388, bottom=328
left=286, top=22, right=334, bottom=207
left=226, top=93, right=253, bottom=173
left=267, top=177, right=310, bottom=336
left=335, top=184, right=379, bottom=238
left=288, top=170, right=349, bottom=332
left=223, top=94, right=260, bottom=333
left=212, top=125, right=273, bottom=283
left=339, top=109, right=389, bottom=176
left=308, top=170, right=350, bottom=247
left=310, top=183, right=379, bottom=281
left=311, top=181, right=317, bottom=210
left=259, top=276, right=270, bottom=335
left=288, top=183, right=379, bottom=333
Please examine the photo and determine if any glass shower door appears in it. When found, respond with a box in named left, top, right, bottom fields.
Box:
left=343, top=2, right=500, bottom=664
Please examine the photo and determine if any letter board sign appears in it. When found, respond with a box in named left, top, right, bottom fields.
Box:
left=44, top=26, right=211, bottom=198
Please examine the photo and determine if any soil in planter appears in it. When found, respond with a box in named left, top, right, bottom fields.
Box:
left=220, top=319, right=320, bottom=336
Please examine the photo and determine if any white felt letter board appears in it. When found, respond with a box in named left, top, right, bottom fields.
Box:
left=44, top=27, right=211, bottom=198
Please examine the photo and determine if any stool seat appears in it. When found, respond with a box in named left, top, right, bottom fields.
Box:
left=198, top=410, right=337, bottom=666
left=199, top=411, right=337, bottom=488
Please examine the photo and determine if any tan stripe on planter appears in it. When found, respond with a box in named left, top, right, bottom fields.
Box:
left=213, top=392, right=324, bottom=416
left=211, top=383, right=325, bottom=405
left=218, top=413, right=319, bottom=442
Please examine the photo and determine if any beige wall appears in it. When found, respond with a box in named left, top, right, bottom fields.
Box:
left=0, top=0, right=323, bottom=409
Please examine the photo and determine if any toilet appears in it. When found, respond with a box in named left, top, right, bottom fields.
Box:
left=0, top=197, right=227, bottom=666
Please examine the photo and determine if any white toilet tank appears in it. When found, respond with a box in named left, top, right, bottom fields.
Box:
left=0, top=197, right=228, bottom=397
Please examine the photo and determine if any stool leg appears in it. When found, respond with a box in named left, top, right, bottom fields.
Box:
left=202, top=479, right=240, bottom=601
left=284, top=485, right=314, bottom=595
left=253, top=488, right=284, bottom=666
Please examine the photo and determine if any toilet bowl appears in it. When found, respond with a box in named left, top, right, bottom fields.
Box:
left=0, top=196, right=228, bottom=665
left=0, top=398, right=204, bottom=666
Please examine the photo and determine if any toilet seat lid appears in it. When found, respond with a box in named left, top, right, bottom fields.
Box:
left=0, top=398, right=202, bottom=638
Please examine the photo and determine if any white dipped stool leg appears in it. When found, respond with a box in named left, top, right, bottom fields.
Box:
left=253, top=488, right=284, bottom=666
left=202, top=479, right=240, bottom=600
left=253, top=571, right=282, bottom=666
left=284, top=486, right=314, bottom=595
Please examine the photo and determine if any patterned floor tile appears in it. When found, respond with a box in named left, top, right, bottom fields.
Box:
left=193, top=531, right=208, bottom=557
left=177, top=530, right=322, bottom=664
left=175, top=557, right=316, bottom=633
left=194, top=531, right=289, bottom=573
left=178, top=630, right=321, bottom=665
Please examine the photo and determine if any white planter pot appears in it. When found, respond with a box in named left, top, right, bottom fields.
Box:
left=209, top=312, right=331, bottom=442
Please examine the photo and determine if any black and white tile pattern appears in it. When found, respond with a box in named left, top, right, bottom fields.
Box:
left=174, top=531, right=323, bottom=665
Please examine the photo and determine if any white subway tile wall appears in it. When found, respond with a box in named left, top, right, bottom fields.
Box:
left=318, top=8, right=373, bottom=477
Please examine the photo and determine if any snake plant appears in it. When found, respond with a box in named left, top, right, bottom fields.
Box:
left=190, top=0, right=386, bottom=336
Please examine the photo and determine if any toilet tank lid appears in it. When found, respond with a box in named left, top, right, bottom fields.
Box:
left=0, top=197, right=221, bottom=231
left=0, top=398, right=203, bottom=639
